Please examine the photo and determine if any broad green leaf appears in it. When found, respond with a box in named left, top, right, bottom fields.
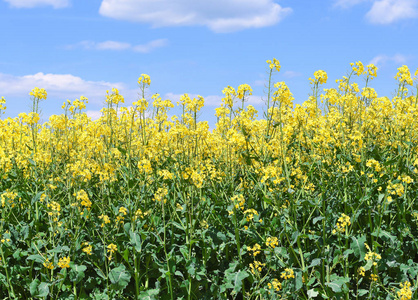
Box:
left=27, top=254, right=45, bottom=264
left=29, top=279, right=40, bottom=296
left=38, top=282, right=50, bottom=297
left=350, top=235, right=366, bottom=260
left=230, top=270, right=249, bottom=293
left=69, top=264, right=87, bottom=284
left=139, top=288, right=160, bottom=300
left=307, top=289, right=319, bottom=298
left=295, top=271, right=303, bottom=291
left=326, top=275, right=349, bottom=293
left=130, top=231, right=142, bottom=252
left=313, top=216, right=324, bottom=224
left=109, top=264, right=131, bottom=291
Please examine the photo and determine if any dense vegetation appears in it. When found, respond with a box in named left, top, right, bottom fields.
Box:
left=0, top=60, right=417, bottom=299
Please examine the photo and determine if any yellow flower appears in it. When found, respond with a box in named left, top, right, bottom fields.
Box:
left=43, top=258, right=54, bottom=270
left=138, top=74, right=151, bottom=86
left=350, top=61, right=366, bottom=76
left=310, top=70, right=327, bottom=85
left=249, top=260, right=265, bottom=274
left=398, top=281, right=413, bottom=300
left=98, top=214, right=111, bottom=227
left=281, top=268, right=295, bottom=280
left=58, top=256, right=70, bottom=269
left=333, top=213, right=351, bottom=234
left=267, top=278, right=282, bottom=292
left=266, top=58, right=281, bottom=72
left=107, top=243, right=117, bottom=260
left=82, top=242, right=93, bottom=255
left=29, top=87, right=47, bottom=100
left=370, top=274, right=378, bottom=282
left=266, top=236, right=279, bottom=249
left=247, top=243, right=261, bottom=257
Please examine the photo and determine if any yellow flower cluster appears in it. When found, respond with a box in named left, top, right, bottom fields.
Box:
left=82, top=242, right=93, bottom=255
left=267, top=278, right=282, bottom=292
left=397, top=281, right=413, bottom=300
left=247, top=243, right=261, bottom=257
left=243, top=209, right=258, bottom=222
left=58, top=256, right=70, bottom=269
left=74, top=189, right=92, bottom=210
left=0, top=96, right=6, bottom=114
left=249, top=260, right=265, bottom=275
left=153, top=187, right=169, bottom=203
left=231, top=194, right=245, bottom=210
left=265, top=236, right=279, bottom=249
left=98, top=214, right=111, bottom=227
left=107, top=243, right=117, bottom=260
left=43, top=258, right=54, bottom=270
left=29, top=87, right=47, bottom=100
left=47, top=201, right=61, bottom=222
left=332, top=213, right=351, bottom=234
left=364, top=244, right=382, bottom=266
left=138, top=73, right=151, bottom=86
left=266, top=58, right=280, bottom=72
left=1, top=190, right=18, bottom=207
left=310, top=70, right=327, bottom=85
left=280, top=268, right=295, bottom=280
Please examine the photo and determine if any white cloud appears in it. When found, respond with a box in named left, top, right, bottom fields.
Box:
left=0, top=72, right=131, bottom=105
left=334, top=0, right=418, bottom=24
left=96, top=41, right=131, bottom=51
left=86, top=110, right=102, bottom=120
left=369, top=54, right=408, bottom=66
left=283, top=71, right=302, bottom=78
left=333, top=0, right=370, bottom=9
left=98, top=0, right=292, bottom=33
left=366, top=0, right=418, bottom=24
left=65, top=39, right=168, bottom=53
left=132, top=39, right=169, bottom=53
left=164, top=93, right=263, bottom=106
left=3, top=0, right=69, bottom=8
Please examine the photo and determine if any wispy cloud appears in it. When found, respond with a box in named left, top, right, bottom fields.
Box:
left=283, top=71, right=302, bottom=78
left=64, top=39, right=169, bottom=53
left=369, top=54, right=408, bottom=66
left=333, top=0, right=418, bottom=24
left=333, top=0, right=370, bottom=9
left=98, top=0, right=292, bottom=33
left=164, top=93, right=264, bottom=106
left=366, top=0, right=418, bottom=24
left=3, top=0, right=70, bottom=8
left=0, top=72, right=129, bottom=105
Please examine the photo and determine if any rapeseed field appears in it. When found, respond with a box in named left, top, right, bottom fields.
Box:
left=0, top=60, right=417, bottom=299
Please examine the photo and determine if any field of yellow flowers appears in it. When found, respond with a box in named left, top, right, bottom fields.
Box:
left=0, top=60, right=418, bottom=299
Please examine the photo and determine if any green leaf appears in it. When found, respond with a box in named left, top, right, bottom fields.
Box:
left=295, top=271, right=303, bottom=291
left=350, top=235, right=366, bottom=260
left=69, top=264, right=87, bottom=284
left=231, top=270, right=249, bottom=293
left=122, top=248, right=130, bottom=263
left=130, top=231, right=142, bottom=252
left=313, top=216, right=324, bottom=225
left=30, top=279, right=40, bottom=296
left=307, top=289, right=319, bottom=298
left=27, top=254, right=45, bottom=264
left=325, top=277, right=349, bottom=293
left=37, top=282, right=50, bottom=297
left=139, top=288, right=160, bottom=300
left=109, top=264, right=131, bottom=291
left=308, top=258, right=321, bottom=268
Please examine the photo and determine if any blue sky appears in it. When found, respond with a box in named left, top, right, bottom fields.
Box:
left=1, top=0, right=417, bottom=126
